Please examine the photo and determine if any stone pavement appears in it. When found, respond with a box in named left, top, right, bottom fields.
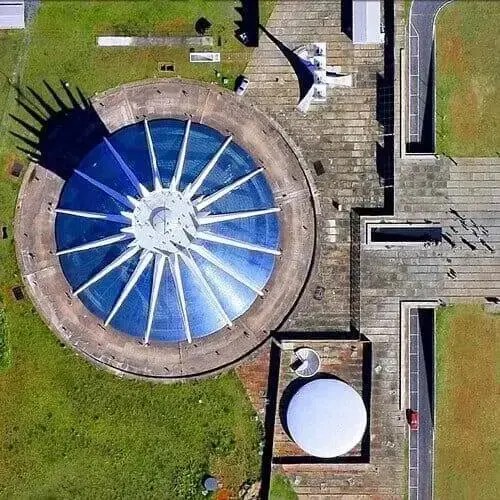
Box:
left=245, top=0, right=386, bottom=333
left=239, top=0, right=498, bottom=498
left=237, top=1, right=406, bottom=498
left=363, top=156, right=500, bottom=342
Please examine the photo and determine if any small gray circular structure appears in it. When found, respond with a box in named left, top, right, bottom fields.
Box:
left=203, top=476, right=218, bottom=492
left=15, top=79, right=316, bottom=380
left=292, top=347, right=321, bottom=378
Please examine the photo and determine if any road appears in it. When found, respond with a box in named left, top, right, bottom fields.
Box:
left=407, top=0, right=453, bottom=152
left=408, top=308, right=434, bottom=500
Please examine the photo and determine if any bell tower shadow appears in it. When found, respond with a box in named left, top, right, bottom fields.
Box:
left=9, top=80, right=108, bottom=180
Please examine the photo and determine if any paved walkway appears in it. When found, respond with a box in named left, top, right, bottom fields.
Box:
left=246, top=0, right=386, bottom=333
left=241, top=1, right=404, bottom=498
left=362, top=154, right=500, bottom=498
left=239, top=2, right=499, bottom=499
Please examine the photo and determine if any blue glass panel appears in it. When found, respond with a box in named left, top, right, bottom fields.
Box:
left=179, top=259, right=226, bottom=338
left=76, top=250, right=140, bottom=322
left=109, top=258, right=152, bottom=338
left=106, top=123, right=155, bottom=191
left=150, top=264, right=185, bottom=342
left=197, top=240, right=276, bottom=288
left=191, top=251, right=257, bottom=320
left=55, top=215, right=125, bottom=252
left=77, top=142, right=137, bottom=199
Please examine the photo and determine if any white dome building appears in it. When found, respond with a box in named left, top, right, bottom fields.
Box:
left=286, top=378, right=367, bottom=458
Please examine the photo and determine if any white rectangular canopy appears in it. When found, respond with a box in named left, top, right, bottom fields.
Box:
left=0, top=1, right=25, bottom=29
left=352, top=0, right=383, bottom=44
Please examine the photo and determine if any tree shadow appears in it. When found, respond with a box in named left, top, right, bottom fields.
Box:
left=258, top=24, right=315, bottom=103
left=9, top=80, right=108, bottom=181
left=234, top=0, right=260, bottom=47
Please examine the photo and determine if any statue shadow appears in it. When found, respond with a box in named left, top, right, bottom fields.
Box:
left=258, top=24, right=315, bottom=104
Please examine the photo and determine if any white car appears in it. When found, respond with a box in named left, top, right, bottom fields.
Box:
left=235, top=76, right=249, bottom=96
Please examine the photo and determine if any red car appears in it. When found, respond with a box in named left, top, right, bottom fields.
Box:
left=407, top=409, right=419, bottom=431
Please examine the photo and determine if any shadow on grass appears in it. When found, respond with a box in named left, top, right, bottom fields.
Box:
left=234, top=0, right=260, bottom=47
left=9, top=80, right=108, bottom=180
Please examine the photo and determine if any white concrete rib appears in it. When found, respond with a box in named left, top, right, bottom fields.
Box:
left=56, top=233, right=132, bottom=256
left=185, top=135, right=233, bottom=198
left=170, top=119, right=191, bottom=191
left=103, top=138, right=149, bottom=197
left=144, top=119, right=163, bottom=191
left=180, top=251, right=232, bottom=327
left=196, top=231, right=281, bottom=255
left=169, top=253, right=192, bottom=343
left=198, top=207, right=280, bottom=225
left=74, top=169, right=136, bottom=209
left=144, top=253, right=166, bottom=344
left=55, top=208, right=131, bottom=224
left=105, top=250, right=153, bottom=326
left=73, top=245, right=141, bottom=296
left=196, top=168, right=264, bottom=210
left=190, top=243, right=264, bottom=296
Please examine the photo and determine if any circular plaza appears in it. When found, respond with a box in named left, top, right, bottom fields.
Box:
left=15, top=79, right=316, bottom=380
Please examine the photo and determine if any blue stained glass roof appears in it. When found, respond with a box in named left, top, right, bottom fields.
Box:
left=55, top=119, right=280, bottom=343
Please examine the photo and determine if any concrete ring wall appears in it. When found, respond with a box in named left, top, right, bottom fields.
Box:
left=15, top=79, right=316, bottom=381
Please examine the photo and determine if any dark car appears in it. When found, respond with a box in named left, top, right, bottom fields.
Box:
left=235, top=76, right=249, bottom=96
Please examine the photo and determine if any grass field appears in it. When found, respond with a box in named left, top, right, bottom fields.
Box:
left=0, top=1, right=277, bottom=497
left=435, top=305, right=499, bottom=500
left=269, top=474, right=298, bottom=500
left=0, top=31, right=23, bottom=110
left=403, top=0, right=412, bottom=22
left=435, top=1, right=500, bottom=156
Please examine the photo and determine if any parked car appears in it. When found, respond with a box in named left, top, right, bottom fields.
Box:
left=235, top=76, right=249, bottom=96
left=407, top=409, right=419, bottom=431
left=237, top=31, right=249, bottom=45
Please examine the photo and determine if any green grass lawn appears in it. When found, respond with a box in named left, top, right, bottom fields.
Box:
left=269, top=474, right=298, bottom=500
left=0, top=302, right=262, bottom=497
left=4, top=0, right=275, bottom=155
left=0, top=1, right=277, bottom=496
left=435, top=305, right=499, bottom=500
left=435, top=0, right=500, bottom=156
left=403, top=0, right=412, bottom=23
left=0, top=31, right=23, bottom=110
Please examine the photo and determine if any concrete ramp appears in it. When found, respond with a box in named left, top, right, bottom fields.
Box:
left=97, top=36, right=213, bottom=47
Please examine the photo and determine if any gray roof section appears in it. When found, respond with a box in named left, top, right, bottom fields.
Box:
left=0, top=1, right=25, bottom=29
left=352, top=0, right=382, bottom=44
